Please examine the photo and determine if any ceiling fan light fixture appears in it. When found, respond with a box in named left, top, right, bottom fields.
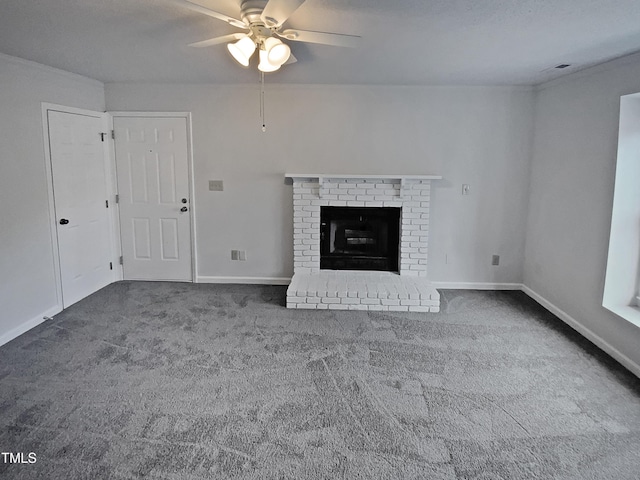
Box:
left=227, top=36, right=256, bottom=66
left=263, top=37, right=291, bottom=66
left=258, top=49, right=281, bottom=72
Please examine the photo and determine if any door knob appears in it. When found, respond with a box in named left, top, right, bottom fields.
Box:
left=180, top=206, right=188, bottom=212
left=59, top=218, right=69, bottom=225
left=181, top=198, right=188, bottom=203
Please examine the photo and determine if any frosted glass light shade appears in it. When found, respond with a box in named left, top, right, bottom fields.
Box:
left=227, top=37, right=256, bottom=66
left=258, top=49, right=280, bottom=72
left=264, top=37, right=291, bottom=66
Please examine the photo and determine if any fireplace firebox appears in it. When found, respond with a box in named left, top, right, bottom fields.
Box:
left=320, top=206, right=400, bottom=272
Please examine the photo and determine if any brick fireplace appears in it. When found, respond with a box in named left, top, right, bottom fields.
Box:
left=285, top=174, right=441, bottom=312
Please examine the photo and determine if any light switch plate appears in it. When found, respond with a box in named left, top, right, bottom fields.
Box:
left=209, top=180, right=223, bottom=191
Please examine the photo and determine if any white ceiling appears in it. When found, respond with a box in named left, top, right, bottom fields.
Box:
left=1, top=0, right=640, bottom=86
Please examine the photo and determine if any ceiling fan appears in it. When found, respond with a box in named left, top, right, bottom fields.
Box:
left=175, top=0, right=361, bottom=72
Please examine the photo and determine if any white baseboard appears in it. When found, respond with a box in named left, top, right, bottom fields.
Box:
left=522, top=285, right=640, bottom=378
left=432, top=281, right=524, bottom=290
left=197, top=276, right=291, bottom=285
left=0, top=305, right=62, bottom=348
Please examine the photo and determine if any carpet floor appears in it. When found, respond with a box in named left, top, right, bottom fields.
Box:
left=0, top=282, right=639, bottom=479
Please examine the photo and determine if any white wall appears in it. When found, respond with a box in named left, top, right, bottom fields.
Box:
left=105, top=84, right=534, bottom=285
left=0, top=53, right=105, bottom=344
left=524, top=53, right=640, bottom=371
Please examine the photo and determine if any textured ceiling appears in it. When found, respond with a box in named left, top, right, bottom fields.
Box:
left=1, top=0, right=640, bottom=85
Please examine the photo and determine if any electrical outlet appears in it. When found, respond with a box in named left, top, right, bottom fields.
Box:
left=231, top=250, right=247, bottom=261
left=209, top=180, right=223, bottom=191
left=492, top=255, right=500, bottom=266
left=462, top=184, right=470, bottom=195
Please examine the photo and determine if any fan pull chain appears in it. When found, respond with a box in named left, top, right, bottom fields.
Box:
left=260, top=72, right=266, bottom=132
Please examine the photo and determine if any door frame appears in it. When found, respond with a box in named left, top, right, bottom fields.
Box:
left=41, top=103, right=121, bottom=309
left=108, top=112, right=197, bottom=282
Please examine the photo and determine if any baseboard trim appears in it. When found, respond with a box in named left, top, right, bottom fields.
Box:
left=197, top=276, right=291, bottom=285
left=521, top=285, right=640, bottom=378
left=0, top=305, right=62, bottom=348
left=432, top=282, right=524, bottom=290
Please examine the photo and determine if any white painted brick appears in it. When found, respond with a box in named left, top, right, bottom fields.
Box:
left=328, top=304, right=347, bottom=310
left=400, top=299, right=421, bottom=306
left=297, top=303, right=317, bottom=309
left=381, top=299, right=400, bottom=306
left=316, top=303, right=329, bottom=309
left=341, top=298, right=361, bottom=304
left=364, top=201, right=384, bottom=207
left=321, top=297, right=341, bottom=304
left=356, top=195, right=375, bottom=201
left=373, top=195, right=395, bottom=201
left=368, top=305, right=384, bottom=311
left=338, top=194, right=356, bottom=201
left=361, top=298, right=380, bottom=305
left=287, top=296, right=307, bottom=303
left=348, top=305, right=369, bottom=311
left=408, top=306, right=429, bottom=312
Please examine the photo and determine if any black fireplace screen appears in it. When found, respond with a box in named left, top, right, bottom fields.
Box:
left=320, top=206, right=400, bottom=272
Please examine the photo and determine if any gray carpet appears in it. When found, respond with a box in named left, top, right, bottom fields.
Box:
left=1, top=282, right=639, bottom=479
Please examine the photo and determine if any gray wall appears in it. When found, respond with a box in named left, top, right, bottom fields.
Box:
left=105, top=84, right=535, bottom=284
left=0, top=54, right=105, bottom=343
left=524, top=53, right=640, bottom=370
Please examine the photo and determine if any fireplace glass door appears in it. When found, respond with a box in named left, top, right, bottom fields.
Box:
left=320, top=207, right=400, bottom=272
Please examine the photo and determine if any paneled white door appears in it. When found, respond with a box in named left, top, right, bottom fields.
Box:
left=113, top=116, right=192, bottom=281
left=48, top=110, right=112, bottom=307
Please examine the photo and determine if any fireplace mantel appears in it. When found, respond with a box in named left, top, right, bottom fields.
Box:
left=285, top=173, right=442, bottom=199
left=285, top=173, right=442, bottom=182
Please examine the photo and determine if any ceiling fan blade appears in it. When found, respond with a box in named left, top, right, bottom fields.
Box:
left=188, top=32, right=248, bottom=48
left=284, top=52, right=297, bottom=65
left=278, top=29, right=360, bottom=48
left=174, top=0, right=247, bottom=29
left=261, top=0, right=306, bottom=28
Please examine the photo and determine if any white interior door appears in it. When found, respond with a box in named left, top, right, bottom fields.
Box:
left=48, top=109, right=113, bottom=307
left=113, top=116, right=192, bottom=281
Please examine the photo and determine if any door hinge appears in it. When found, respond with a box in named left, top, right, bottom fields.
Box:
left=119, top=256, right=123, bottom=265
left=100, top=132, right=107, bottom=142
left=109, top=262, right=113, bottom=270
left=115, top=194, right=119, bottom=204
left=111, top=130, right=115, bottom=140
left=105, top=199, right=109, bottom=208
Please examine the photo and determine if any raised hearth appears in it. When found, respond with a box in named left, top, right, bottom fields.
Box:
left=285, top=174, right=441, bottom=312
